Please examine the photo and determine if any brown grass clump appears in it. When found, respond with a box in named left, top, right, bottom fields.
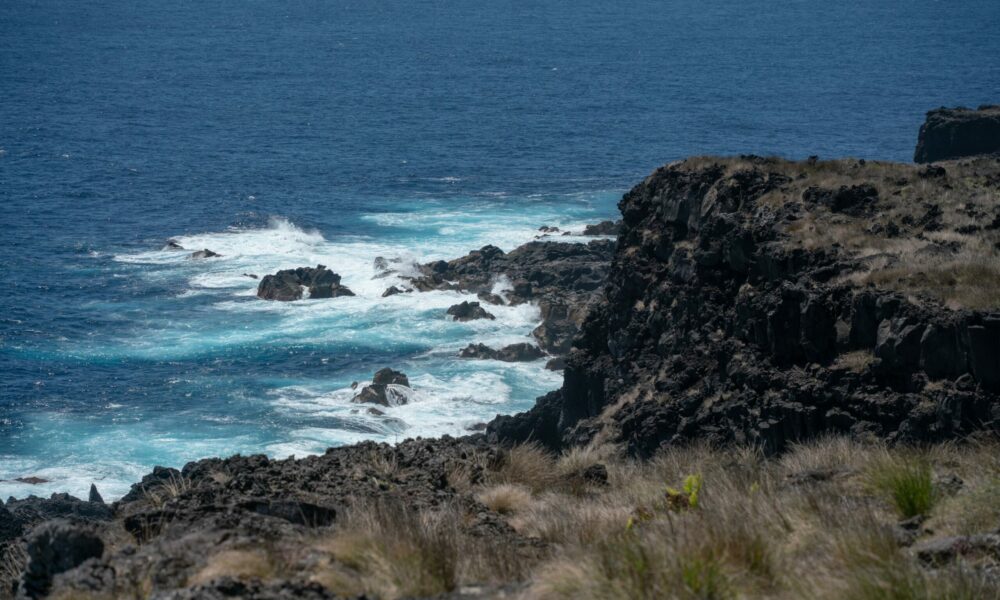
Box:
left=310, top=500, right=529, bottom=599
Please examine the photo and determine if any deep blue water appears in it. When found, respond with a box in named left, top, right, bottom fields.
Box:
left=2, top=0, right=998, bottom=499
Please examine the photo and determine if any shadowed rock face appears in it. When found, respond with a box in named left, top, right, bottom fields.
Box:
left=914, top=105, right=1000, bottom=163
left=256, top=265, right=355, bottom=301
left=490, top=156, right=1000, bottom=455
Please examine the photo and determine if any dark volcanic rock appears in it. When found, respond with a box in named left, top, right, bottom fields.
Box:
left=382, top=285, right=410, bottom=297
left=802, top=184, right=878, bottom=216
left=351, top=368, right=412, bottom=407
left=489, top=157, right=1000, bottom=456
left=583, top=220, right=622, bottom=236
left=188, top=249, right=221, bottom=259
left=914, top=105, right=1000, bottom=163
left=447, top=301, right=496, bottom=321
left=407, top=240, right=614, bottom=355
left=459, top=343, right=545, bottom=362
left=20, top=520, right=104, bottom=599
left=257, top=266, right=355, bottom=301
left=163, top=240, right=184, bottom=250
left=87, top=485, right=103, bottom=505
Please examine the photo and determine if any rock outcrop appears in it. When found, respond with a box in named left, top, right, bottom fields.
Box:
left=490, top=156, right=1000, bottom=455
left=351, top=368, right=412, bottom=407
left=459, top=343, right=545, bottom=362
left=582, top=220, right=622, bottom=236
left=256, top=266, right=355, bottom=301
left=914, top=105, right=1000, bottom=163
left=407, top=240, right=614, bottom=355
left=188, top=249, right=221, bottom=259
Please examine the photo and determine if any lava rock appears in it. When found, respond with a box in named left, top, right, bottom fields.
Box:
left=20, top=520, right=104, bottom=599
left=914, top=105, right=1000, bottom=163
left=257, top=265, right=355, bottom=301
left=351, top=368, right=412, bottom=407
left=87, top=485, right=103, bottom=505
left=382, top=286, right=410, bottom=297
left=188, top=249, right=221, bottom=259
left=447, top=301, right=495, bottom=321
left=163, top=240, right=184, bottom=250
left=582, top=220, right=622, bottom=236
left=458, top=343, right=545, bottom=362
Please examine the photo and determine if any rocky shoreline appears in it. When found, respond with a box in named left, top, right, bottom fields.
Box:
left=3, top=110, right=1000, bottom=599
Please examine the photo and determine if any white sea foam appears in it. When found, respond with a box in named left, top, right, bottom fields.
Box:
left=24, top=195, right=619, bottom=501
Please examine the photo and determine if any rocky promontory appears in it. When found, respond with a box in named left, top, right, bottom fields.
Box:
left=914, top=105, right=1000, bottom=163
left=491, top=155, right=1000, bottom=455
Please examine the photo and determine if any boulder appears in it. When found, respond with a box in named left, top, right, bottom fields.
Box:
left=163, top=240, right=184, bottom=250
left=914, top=105, right=1000, bottom=163
left=351, top=368, right=412, bottom=407
left=188, top=249, right=220, bottom=259
left=447, top=301, right=495, bottom=321
left=257, top=266, right=355, bottom=301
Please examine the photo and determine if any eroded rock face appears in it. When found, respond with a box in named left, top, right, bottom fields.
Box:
left=351, top=368, right=412, bottom=406
left=447, top=301, right=496, bottom=321
left=490, top=157, right=1000, bottom=456
left=914, top=105, right=1000, bottom=163
left=257, top=266, right=355, bottom=301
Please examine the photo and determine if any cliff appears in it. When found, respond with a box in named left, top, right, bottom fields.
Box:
left=491, top=155, right=1000, bottom=455
left=914, top=105, right=1000, bottom=163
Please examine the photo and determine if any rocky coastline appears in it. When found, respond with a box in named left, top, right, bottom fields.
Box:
left=3, top=110, right=1000, bottom=599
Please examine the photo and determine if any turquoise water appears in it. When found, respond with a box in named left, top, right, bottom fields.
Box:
left=2, top=0, right=998, bottom=499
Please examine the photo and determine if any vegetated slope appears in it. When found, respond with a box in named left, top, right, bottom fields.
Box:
left=490, top=156, right=1000, bottom=455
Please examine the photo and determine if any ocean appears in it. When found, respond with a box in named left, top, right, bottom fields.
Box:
left=2, top=0, right=998, bottom=500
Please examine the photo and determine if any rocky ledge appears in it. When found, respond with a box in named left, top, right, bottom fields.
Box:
left=914, top=105, right=1000, bottom=163
left=490, top=154, right=1000, bottom=455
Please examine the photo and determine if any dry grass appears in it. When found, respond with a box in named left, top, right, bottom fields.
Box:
left=476, top=484, right=534, bottom=515
left=676, top=156, right=1000, bottom=310
left=188, top=548, right=278, bottom=587
left=310, top=500, right=530, bottom=599
left=47, top=438, right=1000, bottom=599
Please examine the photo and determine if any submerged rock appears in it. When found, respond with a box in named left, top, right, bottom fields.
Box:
left=447, top=301, right=496, bottom=321
left=163, top=240, right=184, bottom=250
left=351, top=368, right=412, bottom=407
left=257, top=265, right=355, bottom=301
left=188, top=249, right=220, bottom=259
left=914, top=105, right=1000, bottom=163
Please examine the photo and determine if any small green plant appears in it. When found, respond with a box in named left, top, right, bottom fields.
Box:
left=666, top=474, right=703, bottom=511
left=868, top=457, right=935, bottom=518
left=679, top=555, right=731, bottom=599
